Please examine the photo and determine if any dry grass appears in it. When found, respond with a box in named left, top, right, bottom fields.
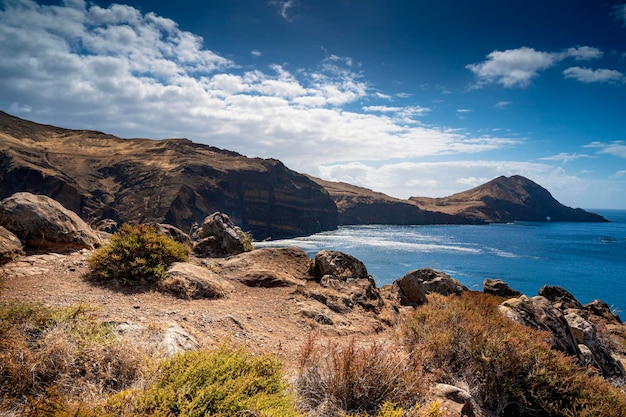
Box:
left=296, top=335, right=426, bottom=416
left=0, top=302, right=147, bottom=416
left=402, top=292, right=626, bottom=416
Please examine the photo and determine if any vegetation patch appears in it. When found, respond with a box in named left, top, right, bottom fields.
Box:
left=402, top=292, right=626, bottom=416
left=89, top=223, right=189, bottom=286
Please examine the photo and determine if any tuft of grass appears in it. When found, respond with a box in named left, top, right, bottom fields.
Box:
left=89, top=223, right=189, bottom=286
left=297, top=336, right=425, bottom=416
left=0, top=302, right=146, bottom=415
left=402, top=292, right=626, bottom=416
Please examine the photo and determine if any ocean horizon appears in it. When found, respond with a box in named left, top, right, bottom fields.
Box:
left=256, top=209, right=626, bottom=317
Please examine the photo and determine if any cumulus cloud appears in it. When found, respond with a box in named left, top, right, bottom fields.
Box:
left=585, top=141, right=626, bottom=158
left=563, top=67, right=625, bottom=83
left=467, top=46, right=604, bottom=88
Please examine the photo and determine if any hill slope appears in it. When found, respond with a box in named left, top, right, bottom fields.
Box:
left=0, top=111, right=337, bottom=239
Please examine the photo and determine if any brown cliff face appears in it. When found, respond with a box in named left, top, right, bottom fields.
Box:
left=410, top=175, right=607, bottom=223
left=0, top=112, right=337, bottom=239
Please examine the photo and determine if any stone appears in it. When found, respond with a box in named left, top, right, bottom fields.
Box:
left=312, top=250, right=369, bottom=281
left=0, top=225, right=23, bottom=264
left=192, top=212, right=251, bottom=258
left=160, top=262, right=234, bottom=299
left=585, top=300, right=622, bottom=324
left=499, top=295, right=580, bottom=357
left=429, top=383, right=476, bottom=417
left=152, top=223, right=192, bottom=246
left=0, top=192, right=100, bottom=251
left=483, top=278, right=522, bottom=298
left=538, top=285, right=584, bottom=311
left=160, top=323, right=200, bottom=356
left=393, top=268, right=467, bottom=307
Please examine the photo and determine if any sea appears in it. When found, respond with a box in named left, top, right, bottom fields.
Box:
left=255, top=209, right=626, bottom=317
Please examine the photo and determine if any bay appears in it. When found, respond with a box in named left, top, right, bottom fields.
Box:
left=256, top=209, right=626, bottom=316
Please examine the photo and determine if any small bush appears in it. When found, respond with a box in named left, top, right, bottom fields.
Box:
left=89, top=224, right=189, bottom=286
left=297, top=336, right=424, bottom=416
left=96, top=345, right=303, bottom=417
left=402, top=292, right=626, bottom=416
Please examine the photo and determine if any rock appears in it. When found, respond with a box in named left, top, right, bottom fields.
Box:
left=152, top=223, right=192, bottom=246
left=161, top=323, right=200, bottom=356
left=538, top=285, right=584, bottom=311
left=312, top=250, right=369, bottom=281
left=499, top=295, right=580, bottom=357
left=297, top=300, right=348, bottom=327
left=393, top=268, right=467, bottom=307
left=214, top=247, right=310, bottom=287
left=160, top=262, right=233, bottom=299
left=483, top=278, right=522, bottom=298
left=0, top=192, right=100, bottom=251
left=0, top=225, right=23, bottom=264
left=429, top=383, right=476, bottom=417
left=192, top=212, right=251, bottom=258
left=585, top=300, right=622, bottom=324
left=92, top=218, right=119, bottom=234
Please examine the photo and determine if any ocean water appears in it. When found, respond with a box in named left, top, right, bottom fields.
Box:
left=255, top=209, right=626, bottom=315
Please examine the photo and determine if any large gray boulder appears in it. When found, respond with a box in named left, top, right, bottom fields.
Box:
left=0, top=225, right=23, bottom=264
left=191, top=212, right=251, bottom=258
left=0, top=192, right=100, bottom=251
left=160, top=262, right=234, bottom=299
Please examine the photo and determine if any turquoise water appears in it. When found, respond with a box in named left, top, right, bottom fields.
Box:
left=256, top=210, right=626, bottom=315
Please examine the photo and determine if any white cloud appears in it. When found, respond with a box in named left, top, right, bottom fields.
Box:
left=613, top=4, right=626, bottom=25
left=494, top=101, right=511, bottom=109
left=467, top=46, right=605, bottom=88
left=539, top=152, right=591, bottom=163
left=251, top=50, right=262, bottom=57
left=272, top=0, right=299, bottom=21
left=585, top=141, right=626, bottom=158
left=563, top=67, right=625, bottom=84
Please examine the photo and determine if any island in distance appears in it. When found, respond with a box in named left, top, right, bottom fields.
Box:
left=0, top=110, right=606, bottom=240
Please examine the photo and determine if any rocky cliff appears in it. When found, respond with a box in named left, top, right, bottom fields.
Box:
left=0, top=111, right=337, bottom=239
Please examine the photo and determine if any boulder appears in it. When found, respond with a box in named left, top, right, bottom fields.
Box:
left=538, top=285, right=584, bottom=311
left=161, top=323, right=200, bottom=356
left=191, top=212, right=251, bottom=258
left=429, top=383, right=476, bottom=417
left=152, top=223, right=192, bottom=246
left=0, top=192, right=100, bottom=251
left=160, top=262, right=234, bottom=299
left=499, top=295, right=580, bottom=357
left=312, top=250, right=369, bottom=280
left=585, top=300, right=622, bottom=324
left=483, top=278, right=522, bottom=298
left=393, top=268, right=467, bottom=307
left=0, top=225, right=23, bottom=264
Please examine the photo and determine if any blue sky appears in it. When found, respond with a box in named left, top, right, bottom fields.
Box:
left=1, top=0, right=625, bottom=208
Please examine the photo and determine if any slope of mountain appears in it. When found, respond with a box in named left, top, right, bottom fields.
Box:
left=409, top=175, right=607, bottom=223
left=0, top=111, right=337, bottom=239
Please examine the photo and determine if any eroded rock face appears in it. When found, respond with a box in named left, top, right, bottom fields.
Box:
left=393, top=268, right=467, bottom=307
left=0, top=192, right=100, bottom=251
left=192, top=212, right=251, bottom=258
left=483, top=278, right=522, bottom=298
left=585, top=300, right=622, bottom=324
left=0, top=225, right=23, bottom=264
left=538, top=285, right=584, bottom=311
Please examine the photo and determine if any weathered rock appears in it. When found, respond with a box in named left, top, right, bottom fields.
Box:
left=160, top=262, right=233, bottom=299
left=161, top=323, right=200, bottom=356
left=309, top=250, right=383, bottom=313
left=192, top=212, right=251, bottom=258
left=393, top=268, right=467, bottom=307
left=92, top=218, right=119, bottom=234
left=152, top=223, right=192, bottom=246
left=214, top=247, right=310, bottom=287
left=538, top=285, right=584, bottom=311
left=0, top=225, right=23, bottom=264
left=0, top=192, right=100, bottom=251
left=483, top=278, right=522, bottom=298
left=499, top=295, right=580, bottom=357
left=296, top=300, right=349, bottom=327
left=429, top=383, right=476, bottom=417
left=585, top=300, right=622, bottom=324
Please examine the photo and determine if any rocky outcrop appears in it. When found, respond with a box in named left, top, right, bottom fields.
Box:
left=392, top=268, right=467, bottom=307
left=585, top=300, right=622, bottom=324
left=0, top=111, right=337, bottom=240
left=0, top=192, right=100, bottom=251
left=0, top=225, right=23, bottom=264
left=191, top=212, right=251, bottom=258
left=538, top=285, right=584, bottom=311
left=483, top=278, right=522, bottom=298
left=160, top=262, right=234, bottom=299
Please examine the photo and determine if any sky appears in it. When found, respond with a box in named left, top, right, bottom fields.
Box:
left=1, top=0, right=625, bottom=209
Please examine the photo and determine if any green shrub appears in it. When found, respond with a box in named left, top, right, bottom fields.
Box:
left=297, top=336, right=424, bottom=416
left=97, top=345, right=303, bottom=417
left=89, top=224, right=189, bottom=286
left=402, top=292, right=626, bottom=416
